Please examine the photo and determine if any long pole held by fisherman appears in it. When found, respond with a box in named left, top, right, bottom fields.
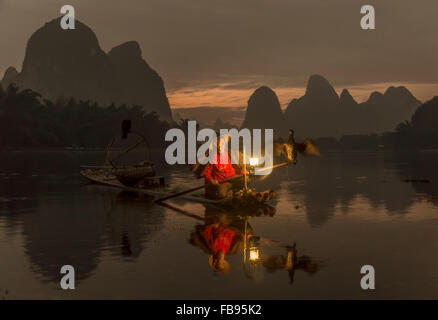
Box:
left=154, top=161, right=291, bottom=203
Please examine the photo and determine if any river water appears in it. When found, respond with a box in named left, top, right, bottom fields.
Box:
left=0, top=150, right=437, bottom=299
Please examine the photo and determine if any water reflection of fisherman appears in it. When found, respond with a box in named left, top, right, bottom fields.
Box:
left=261, top=243, right=319, bottom=284
left=189, top=207, right=253, bottom=274
left=185, top=205, right=318, bottom=280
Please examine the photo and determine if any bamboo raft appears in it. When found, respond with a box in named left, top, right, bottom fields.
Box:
left=80, top=167, right=276, bottom=212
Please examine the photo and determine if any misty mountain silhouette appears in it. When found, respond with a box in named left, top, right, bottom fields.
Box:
left=181, top=76, right=422, bottom=141
left=411, top=96, right=438, bottom=147
left=284, top=75, right=421, bottom=138
left=339, top=88, right=357, bottom=106
left=240, top=86, right=289, bottom=139
left=174, top=106, right=246, bottom=129
left=2, top=66, right=19, bottom=84
left=1, top=18, right=172, bottom=121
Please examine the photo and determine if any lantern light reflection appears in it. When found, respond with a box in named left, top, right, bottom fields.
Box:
left=249, top=247, right=260, bottom=262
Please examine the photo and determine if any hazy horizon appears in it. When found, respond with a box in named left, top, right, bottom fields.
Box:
left=1, top=0, right=437, bottom=108
left=168, top=81, right=436, bottom=109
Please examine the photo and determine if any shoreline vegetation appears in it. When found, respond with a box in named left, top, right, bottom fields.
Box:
left=1, top=83, right=437, bottom=151
left=0, top=84, right=171, bottom=149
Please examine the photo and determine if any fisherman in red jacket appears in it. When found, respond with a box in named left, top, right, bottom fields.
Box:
left=204, top=135, right=245, bottom=199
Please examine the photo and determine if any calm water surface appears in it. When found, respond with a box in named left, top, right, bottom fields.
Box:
left=0, top=150, right=437, bottom=299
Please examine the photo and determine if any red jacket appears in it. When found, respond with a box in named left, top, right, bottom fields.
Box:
left=204, top=151, right=237, bottom=182
left=204, top=223, right=237, bottom=254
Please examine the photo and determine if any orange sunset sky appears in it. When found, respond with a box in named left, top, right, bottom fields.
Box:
left=167, top=82, right=438, bottom=109
left=1, top=0, right=437, bottom=110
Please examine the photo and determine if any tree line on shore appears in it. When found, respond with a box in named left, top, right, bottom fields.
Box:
left=313, top=96, right=438, bottom=151
left=0, top=84, right=171, bottom=148
left=1, top=83, right=437, bottom=150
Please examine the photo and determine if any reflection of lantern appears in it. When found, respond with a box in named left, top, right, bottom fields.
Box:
left=244, top=236, right=263, bottom=282
left=249, top=247, right=260, bottom=262
left=247, top=236, right=261, bottom=261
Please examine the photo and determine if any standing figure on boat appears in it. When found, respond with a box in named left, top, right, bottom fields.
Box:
left=287, top=129, right=299, bottom=164
left=204, top=135, right=247, bottom=200
left=275, top=128, right=320, bottom=165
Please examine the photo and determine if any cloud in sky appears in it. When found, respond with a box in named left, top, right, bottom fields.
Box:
left=0, top=0, right=437, bottom=106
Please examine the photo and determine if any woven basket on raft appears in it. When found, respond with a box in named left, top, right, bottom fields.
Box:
left=113, top=162, right=156, bottom=186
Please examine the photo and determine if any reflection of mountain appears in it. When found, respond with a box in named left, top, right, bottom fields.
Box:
left=282, top=153, right=418, bottom=227
left=103, top=192, right=165, bottom=259
left=284, top=75, right=421, bottom=138
left=0, top=170, right=106, bottom=282
left=21, top=197, right=106, bottom=282
left=2, top=187, right=165, bottom=282
left=0, top=151, right=165, bottom=283
left=395, top=151, right=438, bottom=206
left=1, top=18, right=172, bottom=121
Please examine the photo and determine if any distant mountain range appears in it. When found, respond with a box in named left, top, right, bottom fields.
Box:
left=284, top=75, right=421, bottom=138
left=240, top=86, right=289, bottom=140
left=1, top=18, right=423, bottom=137
left=1, top=18, right=172, bottom=121
left=239, top=75, right=421, bottom=139
left=174, top=106, right=246, bottom=128
left=176, top=76, right=422, bottom=140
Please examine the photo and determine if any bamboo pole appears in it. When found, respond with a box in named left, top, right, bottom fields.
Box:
left=154, top=172, right=245, bottom=203
left=154, top=161, right=291, bottom=203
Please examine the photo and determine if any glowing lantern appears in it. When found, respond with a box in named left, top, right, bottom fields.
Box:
left=249, top=157, right=259, bottom=167
left=249, top=247, right=260, bottom=262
